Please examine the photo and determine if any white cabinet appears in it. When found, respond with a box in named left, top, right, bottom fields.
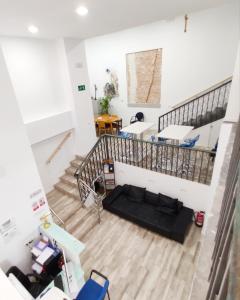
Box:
left=40, top=223, right=85, bottom=298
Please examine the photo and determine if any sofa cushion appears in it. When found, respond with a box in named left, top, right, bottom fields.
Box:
left=177, top=201, right=183, bottom=212
left=124, top=185, right=145, bottom=202
left=158, top=193, right=178, bottom=210
left=144, top=191, right=160, bottom=206
left=122, top=184, right=131, bottom=194
left=103, top=185, right=124, bottom=206
left=156, top=206, right=177, bottom=216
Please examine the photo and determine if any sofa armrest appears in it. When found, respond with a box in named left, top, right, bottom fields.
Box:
left=102, top=185, right=123, bottom=207
left=171, top=207, right=193, bottom=243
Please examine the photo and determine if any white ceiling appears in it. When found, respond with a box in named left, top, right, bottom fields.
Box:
left=0, top=0, right=232, bottom=39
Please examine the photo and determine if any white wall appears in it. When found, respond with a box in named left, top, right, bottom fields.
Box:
left=0, top=37, right=96, bottom=192
left=0, top=46, right=50, bottom=272
left=0, top=37, right=79, bottom=193
left=31, top=131, right=75, bottom=193
left=26, top=111, right=74, bottom=145
left=1, top=37, right=71, bottom=123
left=85, top=2, right=239, bottom=128
left=64, top=39, right=97, bottom=156
left=115, top=162, right=210, bottom=211
left=224, top=42, right=240, bottom=123
left=187, top=119, right=222, bottom=149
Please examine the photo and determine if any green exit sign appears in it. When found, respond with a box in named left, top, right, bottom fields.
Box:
left=78, top=85, right=86, bottom=91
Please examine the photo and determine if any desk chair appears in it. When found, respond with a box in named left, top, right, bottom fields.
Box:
left=6, top=266, right=46, bottom=298
left=118, top=131, right=132, bottom=139
left=180, top=134, right=200, bottom=148
left=76, top=270, right=110, bottom=300
left=130, top=112, right=144, bottom=124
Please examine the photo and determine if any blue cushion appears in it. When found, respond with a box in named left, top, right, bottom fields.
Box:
left=76, top=279, right=108, bottom=300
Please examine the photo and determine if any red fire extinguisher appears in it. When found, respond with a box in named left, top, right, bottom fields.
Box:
left=195, top=211, right=205, bottom=227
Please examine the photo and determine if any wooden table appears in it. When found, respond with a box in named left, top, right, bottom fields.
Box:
left=95, top=114, right=122, bottom=134
left=95, top=114, right=121, bottom=124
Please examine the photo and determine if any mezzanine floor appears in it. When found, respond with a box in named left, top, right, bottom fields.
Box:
left=48, top=190, right=201, bottom=300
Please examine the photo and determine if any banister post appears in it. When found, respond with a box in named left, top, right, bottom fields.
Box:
left=105, top=135, right=109, bottom=160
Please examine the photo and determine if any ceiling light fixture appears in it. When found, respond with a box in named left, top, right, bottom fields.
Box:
left=76, top=6, right=88, bottom=16
left=28, top=25, right=39, bottom=34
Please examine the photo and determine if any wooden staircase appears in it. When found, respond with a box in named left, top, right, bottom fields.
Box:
left=46, top=155, right=100, bottom=241
left=54, top=155, right=83, bottom=200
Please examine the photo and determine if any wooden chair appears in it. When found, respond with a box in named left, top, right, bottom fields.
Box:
left=112, top=119, right=122, bottom=135
left=97, top=121, right=113, bottom=136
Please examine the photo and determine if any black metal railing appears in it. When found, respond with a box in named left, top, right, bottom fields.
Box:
left=75, top=135, right=215, bottom=204
left=74, top=136, right=108, bottom=203
left=158, top=79, right=232, bottom=132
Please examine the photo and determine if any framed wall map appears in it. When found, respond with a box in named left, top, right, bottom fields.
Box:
left=126, top=48, right=162, bottom=107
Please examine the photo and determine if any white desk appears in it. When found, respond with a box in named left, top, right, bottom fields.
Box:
left=157, top=125, right=193, bottom=141
left=121, top=122, right=154, bottom=163
left=121, top=122, right=154, bottom=139
left=40, top=287, right=71, bottom=300
left=40, top=223, right=85, bottom=298
left=0, top=268, right=25, bottom=300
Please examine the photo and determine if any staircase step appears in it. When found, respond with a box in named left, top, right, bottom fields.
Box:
left=68, top=209, right=99, bottom=241
left=51, top=197, right=82, bottom=222
left=65, top=166, right=77, bottom=176
left=71, top=159, right=84, bottom=168
left=54, top=182, right=80, bottom=201
left=60, top=174, right=78, bottom=188
left=76, top=155, right=85, bottom=161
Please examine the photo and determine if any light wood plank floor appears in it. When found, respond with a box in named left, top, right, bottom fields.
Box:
left=47, top=190, right=201, bottom=300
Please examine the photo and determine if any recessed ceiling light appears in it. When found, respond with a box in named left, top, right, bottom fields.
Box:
left=76, top=6, right=88, bottom=16
left=28, top=25, right=39, bottom=34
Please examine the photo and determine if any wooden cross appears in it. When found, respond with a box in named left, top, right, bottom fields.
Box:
left=184, top=14, right=188, bottom=33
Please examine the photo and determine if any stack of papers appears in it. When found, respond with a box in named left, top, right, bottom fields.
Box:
left=36, top=247, right=55, bottom=265
left=35, top=240, right=48, bottom=251
left=32, top=262, right=43, bottom=274
left=31, top=247, right=42, bottom=257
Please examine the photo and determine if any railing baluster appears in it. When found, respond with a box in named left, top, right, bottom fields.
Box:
left=116, top=136, right=119, bottom=161
left=191, top=150, right=197, bottom=182
left=150, top=143, right=153, bottom=170
left=165, top=145, right=168, bottom=174
left=198, top=151, right=204, bottom=183
left=205, top=152, right=211, bottom=184
left=155, top=144, right=159, bottom=172
left=160, top=143, right=163, bottom=172
left=145, top=142, right=148, bottom=169
left=128, top=139, right=131, bottom=165
left=175, top=146, right=179, bottom=177
left=121, top=137, right=123, bottom=163
left=181, top=148, right=185, bottom=178
left=186, top=148, right=191, bottom=180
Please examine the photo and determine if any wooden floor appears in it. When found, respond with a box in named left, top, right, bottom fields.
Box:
left=47, top=190, right=201, bottom=300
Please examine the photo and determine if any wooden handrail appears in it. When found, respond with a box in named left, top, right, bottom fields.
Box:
left=46, top=131, right=72, bottom=164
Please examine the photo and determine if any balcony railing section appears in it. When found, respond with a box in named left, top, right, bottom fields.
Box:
left=158, top=79, right=232, bottom=132
left=75, top=135, right=215, bottom=205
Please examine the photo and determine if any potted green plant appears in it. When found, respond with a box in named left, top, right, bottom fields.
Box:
left=99, top=96, right=112, bottom=114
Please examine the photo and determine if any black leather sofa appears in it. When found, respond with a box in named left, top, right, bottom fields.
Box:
left=102, top=184, right=194, bottom=243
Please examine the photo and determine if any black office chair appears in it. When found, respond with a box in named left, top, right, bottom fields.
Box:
left=130, top=112, right=144, bottom=124
left=6, top=266, right=47, bottom=298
